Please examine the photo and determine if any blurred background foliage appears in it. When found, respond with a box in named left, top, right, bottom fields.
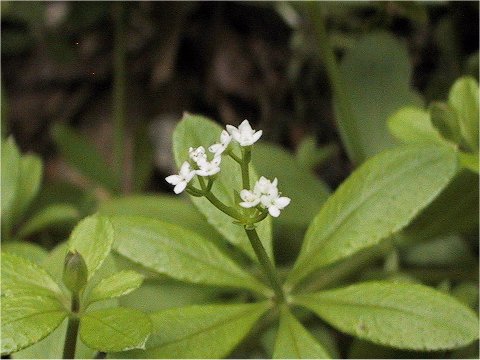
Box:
left=1, top=2, right=478, bottom=358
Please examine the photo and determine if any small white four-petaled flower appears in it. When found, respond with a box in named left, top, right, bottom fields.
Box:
left=239, top=176, right=291, bottom=217
left=196, top=156, right=221, bottom=177
left=165, top=161, right=196, bottom=194
left=209, top=130, right=232, bottom=157
left=226, top=119, right=262, bottom=147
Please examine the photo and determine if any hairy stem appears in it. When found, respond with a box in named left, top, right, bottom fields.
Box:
left=245, top=228, right=285, bottom=303
left=62, top=294, right=80, bottom=359
left=113, top=2, right=127, bottom=192
left=308, top=3, right=363, bottom=164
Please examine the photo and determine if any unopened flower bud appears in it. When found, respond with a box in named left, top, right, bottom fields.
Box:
left=63, top=250, right=88, bottom=295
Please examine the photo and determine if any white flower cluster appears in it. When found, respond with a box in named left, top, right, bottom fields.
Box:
left=166, top=120, right=262, bottom=194
left=239, top=176, right=291, bottom=217
left=166, top=119, right=290, bottom=218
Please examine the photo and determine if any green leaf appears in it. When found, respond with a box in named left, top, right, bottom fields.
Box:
left=273, top=307, right=330, bottom=359
left=448, top=76, right=479, bottom=152
left=339, top=32, right=423, bottom=160
left=429, top=102, right=462, bottom=145
left=1, top=137, right=21, bottom=231
left=1, top=252, right=64, bottom=298
left=388, top=107, right=451, bottom=146
left=252, top=142, right=330, bottom=228
left=51, top=123, right=118, bottom=191
left=98, top=195, right=224, bottom=245
left=10, top=154, right=43, bottom=224
left=459, top=152, right=479, bottom=174
left=17, top=204, right=80, bottom=239
left=294, top=281, right=479, bottom=350
left=403, top=169, right=478, bottom=241
left=1, top=241, right=48, bottom=264
left=110, top=216, right=269, bottom=295
left=287, top=146, right=458, bottom=287
left=124, top=302, right=270, bottom=358
left=1, top=296, right=67, bottom=355
left=80, top=307, right=151, bottom=352
left=88, top=270, right=144, bottom=304
left=68, top=214, right=114, bottom=280
left=172, top=113, right=273, bottom=261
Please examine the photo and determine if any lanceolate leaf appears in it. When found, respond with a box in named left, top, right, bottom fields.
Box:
left=87, top=270, right=144, bottom=304
left=273, top=307, right=330, bottom=359
left=17, top=204, right=80, bottom=239
left=68, top=214, right=114, bottom=279
left=1, top=137, right=20, bottom=231
left=448, top=76, right=479, bottom=152
left=172, top=113, right=273, bottom=261
left=1, top=252, right=63, bottom=298
left=11, top=154, right=43, bottom=224
left=124, top=302, right=270, bottom=358
left=287, top=146, right=458, bottom=287
left=51, top=123, right=118, bottom=191
left=294, top=281, right=479, bottom=350
left=110, top=216, right=269, bottom=295
left=80, top=307, right=151, bottom=352
left=1, top=296, right=67, bottom=355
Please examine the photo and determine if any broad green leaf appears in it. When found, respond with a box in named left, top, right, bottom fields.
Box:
left=1, top=137, right=20, bottom=230
left=252, top=142, right=330, bottom=228
left=2, top=241, right=48, bottom=264
left=80, top=307, right=151, bottom=352
left=273, top=307, right=330, bottom=359
left=459, top=152, right=479, bottom=174
left=172, top=113, right=272, bottom=261
left=430, top=102, right=462, bottom=145
left=448, top=76, right=479, bottom=151
left=1, top=296, right=67, bottom=355
left=10, top=154, right=42, bottom=224
left=119, top=278, right=220, bottom=313
left=123, top=302, right=270, bottom=358
left=88, top=270, right=144, bottom=304
left=339, top=32, right=423, bottom=160
left=403, top=169, right=478, bottom=241
left=388, top=107, right=451, bottom=146
left=98, top=195, right=224, bottom=244
left=68, top=214, right=114, bottom=279
left=1, top=252, right=63, bottom=298
left=110, top=216, right=269, bottom=295
left=287, top=146, right=458, bottom=287
left=294, top=281, right=479, bottom=350
left=51, top=123, right=118, bottom=191
left=17, top=204, right=80, bottom=239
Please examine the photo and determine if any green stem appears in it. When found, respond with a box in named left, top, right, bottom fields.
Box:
left=204, top=191, right=242, bottom=220
left=241, top=147, right=251, bottom=189
left=308, top=3, right=363, bottom=164
left=245, top=228, right=285, bottom=303
left=63, top=294, right=80, bottom=359
left=113, top=2, right=127, bottom=192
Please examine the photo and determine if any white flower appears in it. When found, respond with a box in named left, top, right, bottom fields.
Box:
left=209, top=130, right=232, bottom=156
left=226, top=119, right=262, bottom=146
left=260, top=187, right=291, bottom=217
left=254, top=176, right=278, bottom=196
left=196, top=156, right=221, bottom=177
left=239, top=189, right=261, bottom=208
left=165, top=161, right=196, bottom=194
left=189, top=146, right=207, bottom=163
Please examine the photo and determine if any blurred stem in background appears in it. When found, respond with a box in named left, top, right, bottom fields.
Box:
left=113, top=2, right=127, bottom=193
left=307, top=2, right=363, bottom=165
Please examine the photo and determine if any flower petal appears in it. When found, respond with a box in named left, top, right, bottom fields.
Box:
left=174, top=181, right=187, bottom=194
left=268, top=206, right=281, bottom=217
left=165, top=174, right=181, bottom=185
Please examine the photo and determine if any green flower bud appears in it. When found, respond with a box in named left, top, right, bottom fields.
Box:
left=63, top=250, right=88, bottom=295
